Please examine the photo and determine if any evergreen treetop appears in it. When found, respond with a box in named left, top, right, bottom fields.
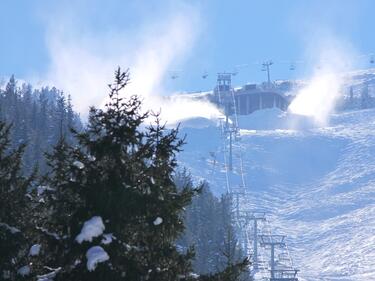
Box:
left=36, top=68, right=198, bottom=280
left=0, top=121, right=34, bottom=280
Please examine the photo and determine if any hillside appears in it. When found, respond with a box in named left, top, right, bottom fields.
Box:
left=0, top=76, right=82, bottom=173
left=178, top=108, right=375, bottom=280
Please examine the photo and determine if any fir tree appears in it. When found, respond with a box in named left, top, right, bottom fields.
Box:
left=0, top=76, right=82, bottom=174
left=33, top=68, right=248, bottom=281
left=32, top=68, right=196, bottom=280
left=176, top=171, right=249, bottom=280
left=0, top=121, right=34, bottom=280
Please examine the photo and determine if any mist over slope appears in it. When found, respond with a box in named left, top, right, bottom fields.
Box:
left=177, top=108, right=375, bottom=281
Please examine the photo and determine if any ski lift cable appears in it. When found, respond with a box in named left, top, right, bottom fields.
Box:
left=231, top=88, right=239, bottom=130
left=285, top=243, right=295, bottom=268
left=208, top=150, right=219, bottom=184
left=214, top=72, right=301, bottom=279
left=217, top=85, right=231, bottom=193
left=222, top=123, right=231, bottom=193
left=168, top=53, right=375, bottom=81
left=258, top=232, right=271, bottom=278
left=237, top=143, right=247, bottom=190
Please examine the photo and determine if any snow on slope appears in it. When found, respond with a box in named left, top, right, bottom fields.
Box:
left=178, top=108, right=375, bottom=281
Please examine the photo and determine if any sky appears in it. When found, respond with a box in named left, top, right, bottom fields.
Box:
left=1, top=0, right=375, bottom=117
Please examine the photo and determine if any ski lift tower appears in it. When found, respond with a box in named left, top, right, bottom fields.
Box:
left=240, top=211, right=266, bottom=270
left=215, top=72, right=235, bottom=128
left=262, top=61, right=274, bottom=89
left=230, top=187, right=251, bottom=218
left=215, top=72, right=238, bottom=172
left=259, top=235, right=298, bottom=281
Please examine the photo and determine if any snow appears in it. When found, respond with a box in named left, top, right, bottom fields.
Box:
left=189, top=273, right=200, bottom=279
left=73, top=160, right=85, bottom=169
left=153, top=217, right=163, bottom=225
left=29, top=244, right=41, bottom=256
left=36, top=226, right=62, bottom=240
left=178, top=107, right=375, bottom=280
left=177, top=117, right=219, bottom=129
left=101, top=233, right=114, bottom=245
left=237, top=108, right=316, bottom=130
left=17, top=265, right=30, bottom=276
left=76, top=216, right=105, bottom=244
left=37, top=185, right=54, bottom=196
left=37, top=266, right=61, bottom=281
left=86, top=246, right=109, bottom=271
left=88, top=155, right=96, bottom=161
left=0, top=223, right=20, bottom=234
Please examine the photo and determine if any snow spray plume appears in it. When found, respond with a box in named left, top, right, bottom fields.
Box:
left=42, top=2, right=222, bottom=124
left=289, top=36, right=357, bottom=126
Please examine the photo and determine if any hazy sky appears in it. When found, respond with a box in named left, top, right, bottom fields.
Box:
left=1, top=0, right=374, bottom=95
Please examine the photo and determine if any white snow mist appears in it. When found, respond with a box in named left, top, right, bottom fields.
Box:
left=42, top=2, right=222, bottom=124
left=289, top=36, right=356, bottom=125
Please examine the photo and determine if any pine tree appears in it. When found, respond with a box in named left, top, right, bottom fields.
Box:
left=27, top=137, right=83, bottom=280
left=0, top=75, right=82, bottom=174
left=0, top=121, right=34, bottom=280
left=34, top=68, right=249, bottom=281
left=32, top=68, right=196, bottom=280
left=66, top=94, right=75, bottom=143
left=177, top=172, right=249, bottom=280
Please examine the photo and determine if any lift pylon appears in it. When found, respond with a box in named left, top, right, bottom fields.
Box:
left=240, top=211, right=266, bottom=270
left=259, top=235, right=298, bottom=281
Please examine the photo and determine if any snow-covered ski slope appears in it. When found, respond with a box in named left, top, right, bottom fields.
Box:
left=178, top=108, right=375, bottom=281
